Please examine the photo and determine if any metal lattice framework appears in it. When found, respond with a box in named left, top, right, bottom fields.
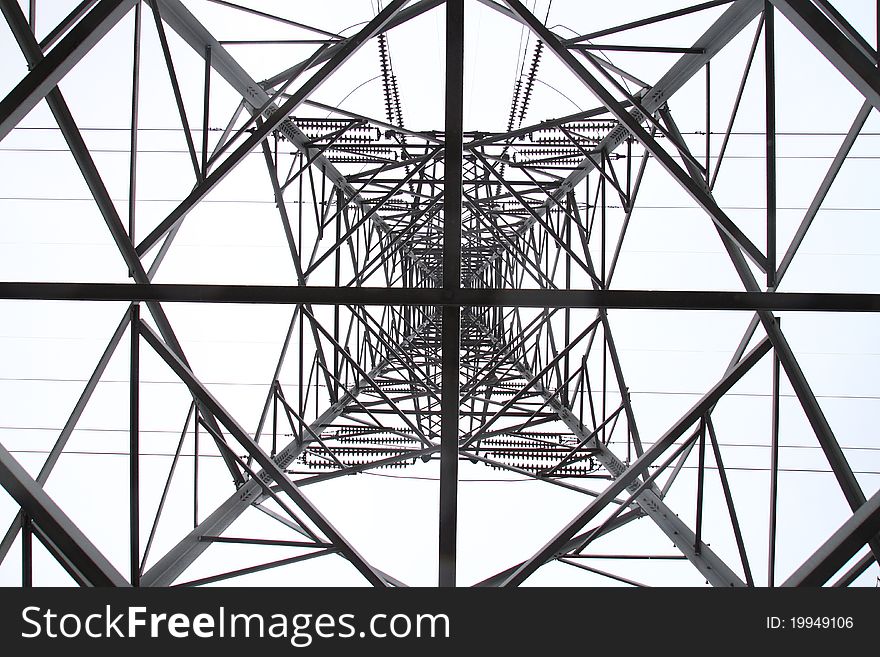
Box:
left=0, top=0, right=879, bottom=587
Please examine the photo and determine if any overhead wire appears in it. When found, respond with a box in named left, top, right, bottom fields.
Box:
left=3, top=447, right=879, bottom=477
left=2, top=378, right=880, bottom=401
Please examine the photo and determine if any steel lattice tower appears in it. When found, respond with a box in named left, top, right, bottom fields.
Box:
left=0, top=0, right=879, bottom=588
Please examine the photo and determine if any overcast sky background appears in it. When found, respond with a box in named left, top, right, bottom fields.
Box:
left=0, top=0, right=878, bottom=587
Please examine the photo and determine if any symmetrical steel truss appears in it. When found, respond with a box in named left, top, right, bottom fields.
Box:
left=0, top=0, right=878, bottom=587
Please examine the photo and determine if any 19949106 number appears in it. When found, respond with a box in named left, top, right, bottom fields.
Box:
left=766, top=616, right=854, bottom=630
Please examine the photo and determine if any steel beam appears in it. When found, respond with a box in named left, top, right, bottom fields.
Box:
left=832, top=552, right=875, bottom=587
left=0, top=0, right=245, bottom=485
left=439, top=304, right=460, bottom=587
left=2, top=282, right=879, bottom=312
left=673, top=65, right=880, bottom=567
left=0, top=309, right=130, bottom=564
left=138, top=320, right=387, bottom=586
left=499, top=337, right=772, bottom=586
left=146, top=0, right=358, bottom=194
left=765, top=1, right=776, bottom=287
left=566, top=1, right=734, bottom=43
left=783, top=486, right=880, bottom=587
left=775, top=100, right=872, bottom=284
left=474, top=321, right=745, bottom=587
left=501, top=0, right=767, bottom=271
left=468, top=0, right=763, bottom=283
left=487, top=0, right=761, bottom=191
left=259, top=0, right=445, bottom=88
left=137, top=0, right=409, bottom=256
left=0, top=0, right=137, bottom=141
left=710, top=199, right=880, bottom=566
left=769, top=0, right=880, bottom=112
left=0, top=442, right=129, bottom=587
left=130, top=304, right=140, bottom=586
left=473, top=509, right=645, bottom=586
left=144, top=1, right=439, bottom=287
left=664, top=83, right=880, bottom=566
left=141, top=317, right=434, bottom=586
left=439, top=0, right=464, bottom=588
left=38, top=0, right=100, bottom=51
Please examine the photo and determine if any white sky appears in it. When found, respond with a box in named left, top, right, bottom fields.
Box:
left=0, top=0, right=878, bottom=587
